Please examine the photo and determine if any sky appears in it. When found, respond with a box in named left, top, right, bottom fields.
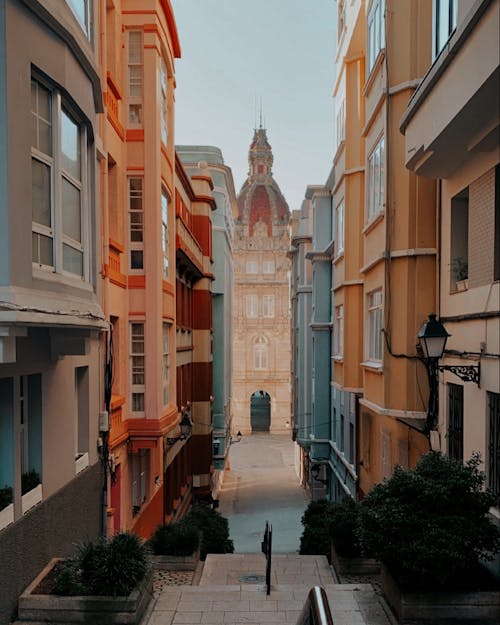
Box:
left=171, top=0, right=336, bottom=212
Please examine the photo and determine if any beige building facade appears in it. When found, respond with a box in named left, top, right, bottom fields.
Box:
left=232, top=127, right=291, bottom=435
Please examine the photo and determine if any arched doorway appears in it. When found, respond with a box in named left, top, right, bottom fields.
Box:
left=250, top=390, right=271, bottom=432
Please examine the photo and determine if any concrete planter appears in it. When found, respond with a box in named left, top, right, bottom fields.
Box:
left=381, top=563, right=500, bottom=624
left=18, top=558, right=153, bottom=624
left=330, top=542, right=380, bottom=576
left=152, top=549, right=200, bottom=571
left=0, top=503, right=14, bottom=531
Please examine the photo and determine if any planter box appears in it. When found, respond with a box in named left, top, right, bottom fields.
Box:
left=152, top=549, right=200, bottom=571
left=0, top=503, right=14, bottom=531
left=330, top=543, right=379, bottom=576
left=381, top=563, right=500, bottom=624
left=18, top=558, right=153, bottom=624
left=21, top=483, right=42, bottom=514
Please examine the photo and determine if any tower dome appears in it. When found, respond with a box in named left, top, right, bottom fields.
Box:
left=237, top=127, right=290, bottom=236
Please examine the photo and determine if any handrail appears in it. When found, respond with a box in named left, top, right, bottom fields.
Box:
left=296, top=586, right=334, bottom=625
left=261, top=520, right=272, bottom=595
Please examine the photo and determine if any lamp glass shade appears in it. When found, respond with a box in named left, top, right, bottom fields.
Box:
left=417, top=313, right=450, bottom=359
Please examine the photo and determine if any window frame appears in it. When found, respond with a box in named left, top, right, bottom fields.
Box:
left=246, top=293, right=258, bottom=318
left=128, top=177, right=144, bottom=272
left=334, top=304, right=344, bottom=356
left=433, top=0, right=458, bottom=59
left=367, top=0, right=386, bottom=73
left=336, top=199, right=345, bottom=255
left=67, top=0, right=92, bottom=39
left=254, top=336, right=268, bottom=370
left=367, top=289, right=383, bottom=362
left=130, top=322, right=145, bottom=416
left=162, top=322, right=170, bottom=406
left=263, top=260, right=275, bottom=274
left=367, top=136, right=385, bottom=222
left=246, top=260, right=259, bottom=274
left=262, top=294, right=275, bottom=318
left=161, top=187, right=169, bottom=278
left=127, top=30, right=143, bottom=127
left=160, top=58, right=168, bottom=145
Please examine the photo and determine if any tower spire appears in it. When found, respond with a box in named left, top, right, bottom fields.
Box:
left=259, top=98, right=263, bottom=129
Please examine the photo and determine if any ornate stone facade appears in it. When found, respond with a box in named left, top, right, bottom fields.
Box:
left=232, top=127, right=291, bottom=434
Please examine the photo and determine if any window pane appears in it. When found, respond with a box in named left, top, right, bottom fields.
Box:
left=67, top=0, right=89, bottom=34
left=129, top=104, right=142, bottom=125
left=130, top=213, right=143, bottom=241
left=62, top=178, right=81, bottom=241
left=32, top=232, right=53, bottom=266
left=63, top=243, right=83, bottom=275
left=132, top=393, right=144, bottom=412
left=129, top=67, right=143, bottom=96
left=31, top=81, right=52, bottom=155
left=130, top=250, right=143, bottom=269
left=128, top=31, right=142, bottom=63
left=61, top=110, right=81, bottom=180
left=32, top=159, right=51, bottom=226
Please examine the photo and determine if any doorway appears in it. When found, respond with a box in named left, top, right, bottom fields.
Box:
left=250, top=390, right=271, bottom=432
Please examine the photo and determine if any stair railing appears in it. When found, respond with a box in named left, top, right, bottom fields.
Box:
left=261, top=520, right=272, bottom=595
left=296, top=586, right=334, bottom=625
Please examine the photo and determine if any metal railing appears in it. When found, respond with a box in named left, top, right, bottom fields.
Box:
left=296, top=586, right=334, bottom=625
left=261, top=520, right=272, bottom=595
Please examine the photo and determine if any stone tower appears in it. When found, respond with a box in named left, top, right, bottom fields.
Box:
left=232, top=126, right=291, bottom=435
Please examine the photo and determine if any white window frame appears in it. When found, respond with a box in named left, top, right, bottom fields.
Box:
left=31, top=77, right=89, bottom=281
left=246, top=294, right=258, bottom=318
left=367, top=136, right=385, bottom=222
left=162, top=322, right=170, bottom=406
left=127, top=30, right=143, bottom=127
left=336, top=200, right=344, bottom=255
left=262, top=294, right=275, bottom=318
left=263, top=260, right=275, bottom=274
left=246, top=260, right=258, bottom=274
left=160, top=58, right=168, bottom=145
left=433, top=0, right=457, bottom=59
left=367, top=0, right=385, bottom=73
left=128, top=177, right=144, bottom=271
left=367, top=289, right=383, bottom=361
left=254, top=336, right=268, bottom=370
left=130, top=322, right=145, bottom=416
left=334, top=304, right=344, bottom=356
left=131, top=448, right=149, bottom=516
left=161, top=188, right=169, bottom=278
left=336, top=99, right=345, bottom=147
left=67, top=0, right=91, bottom=39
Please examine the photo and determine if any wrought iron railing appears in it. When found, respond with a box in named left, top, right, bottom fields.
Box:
left=261, top=520, right=272, bottom=595
left=296, top=586, right=334, bottom=625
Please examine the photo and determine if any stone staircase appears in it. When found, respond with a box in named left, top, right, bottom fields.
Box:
left=145, top=553, right=393, bottom=625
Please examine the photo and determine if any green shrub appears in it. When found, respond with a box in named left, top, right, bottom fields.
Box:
left=21, top=470, right=40, bottom=495
left=330, top=497, right=362, bottom=558
left=185, top=504, right=234, bottom=560
left=299, top=498, right=336, bottom=560
left=149, top=520, right=200, bottom=556
left=357, top=451, right=500, bottom=589
left=0, top=486, right=13, bottom=511
left=54, top=533, right=149, bottom=596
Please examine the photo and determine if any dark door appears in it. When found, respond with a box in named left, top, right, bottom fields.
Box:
left=250, top=391, right=271, bottom=432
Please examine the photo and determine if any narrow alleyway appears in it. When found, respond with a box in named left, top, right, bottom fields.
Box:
left=217, top=433, right=309, bottom=553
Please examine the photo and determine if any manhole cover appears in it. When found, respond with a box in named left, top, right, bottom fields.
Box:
left=238, top=574, right=265, bottom=583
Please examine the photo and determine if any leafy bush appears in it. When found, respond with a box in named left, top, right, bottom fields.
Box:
left=185, top=504, right=234, bottom=560
left=299, top=498, right=336, bottom=560
left=21, top=470, right=40, bottom=495
left=54, top=533, right=149, bottom=596
left=0, top=486, right=13, bottom=511
left=357, top=451, right=500, bottom=589
left=149, top=519, right=200, bottom=556
left=330, top=497, right=362, bottom=558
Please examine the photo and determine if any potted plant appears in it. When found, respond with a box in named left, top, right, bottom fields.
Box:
left=0, top=485, right=14, bottom=530
left=452, top=256, right=468, bottom=291
left=329, top=496, right=379, bottom=576
left=149, top=519, right=201, bottom=570
left=299, top=498, right=336, bottom=562
left=185, top=503, right=234, bottom=560
left=17, top=532, right=152, bottom=624
left=357, top=452, right=500, bottom=624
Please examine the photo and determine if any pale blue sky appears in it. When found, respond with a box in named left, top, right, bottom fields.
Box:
left=171, top=0, right=336, bottom=211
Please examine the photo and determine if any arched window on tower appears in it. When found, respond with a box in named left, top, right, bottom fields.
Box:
left=254, top=336, right=268, bottom=370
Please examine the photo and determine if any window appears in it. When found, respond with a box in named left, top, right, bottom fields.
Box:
left=161, top=189, right=169, bottom=278
left=336, top=99, right=345, bottom=147
left=367, top=137, right=385, bottom=221
left=447, top=383, right=463, bottom=462
left=246, top=260, right=258, bottom=273
left=336, top=200, right=344, bottom=254
left=162, top=323, right=170, bottom=406
left=254, top=336, right=268, bottom=370
left=246, top=294, right=258, bottom=318
left=367, top=0, right=385, bottom=72
left=340, top=413, right=345, bottom=452
left=334, top=304, right=344, bottom=356
left=67, top=0, right=91, bottom=38
left=488, top=392, right=500, bottom=505
left=130, top=323, right=145, bottom=414
left=263, top=260, right=275, bottom=273
left=348, top=422, right=354, bottom=464
left=75, top=367, right=89, bottom=463
left=127, top=30, right=143, bottom=125
left=367, top=289, right=382, bottom=361
left=381, top=430, right=391, bottom=479
left=338, top=0, right=346, bottom=39
left=494, top=166, right=500, bottom=281
left=160, top=58, right=168, bottom=145
left=263, top=295, right=275, bottom=318
left=31, top=78, right=89, bottom=279
left=450, top=187, right=469, bottom=290
left=433, top=0, right=457, bottom=59
left=128, top=178, right=144, bottom=270
left=131, top=448, right=149, bottom=516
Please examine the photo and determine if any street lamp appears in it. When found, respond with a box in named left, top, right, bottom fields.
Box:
left=417, top=313, right=480, bottom=435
